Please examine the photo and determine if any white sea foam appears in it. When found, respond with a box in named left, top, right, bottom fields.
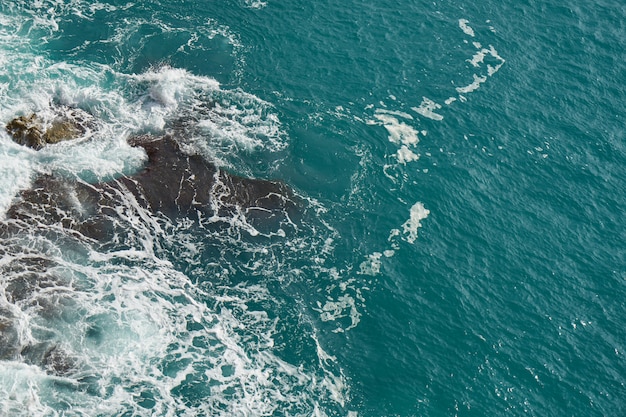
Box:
left=195, top=92, right=285, bottom=153
left=0, top=363, right=53, bottom=416
left=468, top=45, right=505, bottom=70
left=371, top=111, right=422, bottom=165
left=468, top=48, right=490, bottom=67
left=456, top=74, right=488, bottom=94
left=136, top=67, right=217, bottom=109
left=243, top=0, right=268, bottom=8
left=314, top=294, right=362, bottom=332
left=373, top=112, right=420, bottom=146
left=396, top=145, right=420, bottom=164
left=412, top=97, right=444, bottom=121
left=359, top=252, right=383, bottom=275
left=459, top=19, right=475, bottom=37
left=402, top=202, right=430, bottom=244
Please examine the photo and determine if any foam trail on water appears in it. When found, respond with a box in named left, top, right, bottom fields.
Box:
left=369, top=110, right=422, bottom=165
left=353, top=16, right=505, bottom=278
left=357, top=202, right=429, bottom=277
left=456, top=74, right=488, bottom=94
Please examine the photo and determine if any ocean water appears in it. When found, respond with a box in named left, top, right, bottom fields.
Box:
left=0, top=0, right=624, bottom=416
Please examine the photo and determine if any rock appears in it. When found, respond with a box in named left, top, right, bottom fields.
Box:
left=122, top=135, right=301, bottom=223
left=0, top=134, right=302, bottom=376
left=2, top=255, right=57, bottom=304
left=5, top=135, right=302, bottom=238
left=42, top=345, right=78, bottom=376
left=6, top=115, right=46, bottom=149
left=5, top=173, right=116, bottom=242
left=44, top=120, right=83, bottom=144
left=5, top=107, right=92, bottom=150
left=0, top=308, right=19, bottom=360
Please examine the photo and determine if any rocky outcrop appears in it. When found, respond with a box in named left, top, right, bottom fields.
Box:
left=5, top=135, right=302, bottom=240
left=5, top=107, right=93, bottom=150
left=122, top=135, right=300, bottom=224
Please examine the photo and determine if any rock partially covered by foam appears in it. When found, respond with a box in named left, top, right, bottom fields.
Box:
left=5, top=115, right=46, bottom=149
left=5, top=135, right=303, bottom=240
left=5, top=107, right=93, bottom=150
left=0, top=134, right=304, bottom=380
left=123, top=135, right=301, bottom=224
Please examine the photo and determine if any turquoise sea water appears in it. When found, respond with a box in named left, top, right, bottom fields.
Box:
left=0, top=0, right=624, bottom=415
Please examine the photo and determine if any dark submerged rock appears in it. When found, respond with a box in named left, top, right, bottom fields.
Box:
left=122, top=135, right=301, bottom=225
left=42, top=345, right=78, bottom=376
left=19, top=343, right=79, bottom=377
left=6, top=135, right=302, bottom=239
left=5, top=174, right=113, bottom=242
left=0, top=308, right=20, bottom=360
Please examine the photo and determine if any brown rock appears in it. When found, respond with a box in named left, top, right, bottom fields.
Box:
left=44, top=119, right=83, bottom=144
left=6, top=108, right=89, bottom=150
left=6, top=114, right=46, bottom=150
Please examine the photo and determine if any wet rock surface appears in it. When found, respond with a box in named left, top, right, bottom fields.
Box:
left=0, top=308, right=19, bottom=360
left=123, top=135, right=301, bottom=224
left=5, top=134, right=301, bottom=238
left=5, top=107, right=94, bottom=149
left=6, top=115, right=46, bottom=149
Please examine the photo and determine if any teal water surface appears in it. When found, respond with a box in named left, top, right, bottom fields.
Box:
left=0, top=0, right=624, bottom=416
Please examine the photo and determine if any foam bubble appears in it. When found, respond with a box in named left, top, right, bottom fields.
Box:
left=402, top=202, right=430, bottom=244
left=243, top=0, right=268, bottom=8
left=396, top=145, right=420, bottom=164
left=370, top=112, right=422, bottom=166
left=468, top=45, right=505, bottom=71
left=314, top=294, right=361, bottom=333
left=469, top=48, right=490, bottom=67
left=459, top=19, right=475, bottom=37
left=373, top=112, right=420, bottom=146
left=412, top=97, right=444, bottom=121
left=456, top=74, right=488, bottom=94
left=359, top=252, right=383, bottom=276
